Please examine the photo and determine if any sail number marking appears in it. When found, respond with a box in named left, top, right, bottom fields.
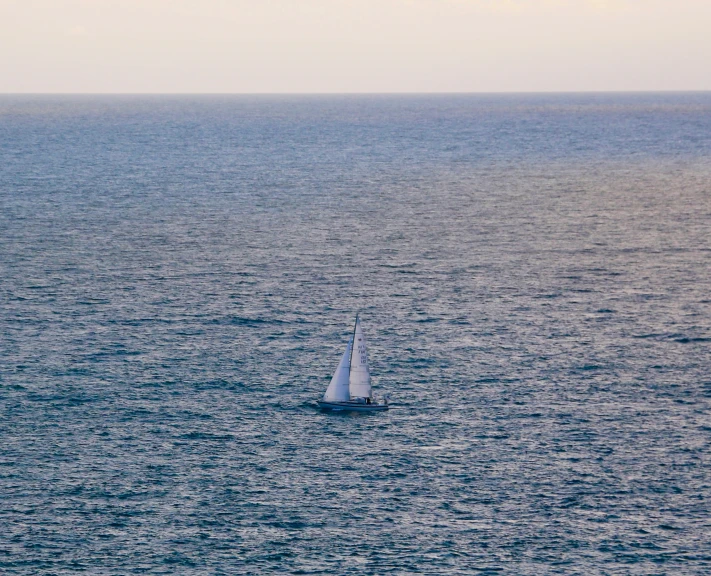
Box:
left=356, top=343, right=367, bottom=365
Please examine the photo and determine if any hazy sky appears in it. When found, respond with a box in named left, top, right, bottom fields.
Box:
left=1, top=0, right=710, bottom=93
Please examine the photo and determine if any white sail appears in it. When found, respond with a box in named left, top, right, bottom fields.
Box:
left=323, top=339, right=352, bottom=402
left=348, top=316, right=372, bottom=398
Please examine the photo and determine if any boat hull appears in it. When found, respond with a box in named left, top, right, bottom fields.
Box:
left=317, top=400, right=389, bottom=412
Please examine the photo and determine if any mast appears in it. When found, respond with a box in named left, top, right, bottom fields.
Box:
left=348, top=312, right=358, bottom=383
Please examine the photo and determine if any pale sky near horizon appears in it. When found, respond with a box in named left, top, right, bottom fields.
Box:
left=1, top=0, right=710, bottom=93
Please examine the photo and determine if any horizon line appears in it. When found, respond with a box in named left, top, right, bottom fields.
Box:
left=2, top=90, right=711, bottom=97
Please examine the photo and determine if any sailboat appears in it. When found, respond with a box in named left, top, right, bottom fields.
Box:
left=317, top=315, right=389, bottom=411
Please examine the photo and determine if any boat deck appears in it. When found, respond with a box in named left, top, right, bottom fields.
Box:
left=317, top=400, right=389, bottom=412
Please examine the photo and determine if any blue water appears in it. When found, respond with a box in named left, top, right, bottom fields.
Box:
left=1, top=93, right=710, bottom=574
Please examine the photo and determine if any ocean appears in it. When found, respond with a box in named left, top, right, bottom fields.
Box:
left=1, top=93, right=710, bottom=574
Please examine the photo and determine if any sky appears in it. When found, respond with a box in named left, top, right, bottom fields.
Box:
left=1, top=0, right=710, bottom=93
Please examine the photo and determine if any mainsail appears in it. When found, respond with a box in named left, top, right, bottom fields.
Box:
left=323, top=339, right=352, bottom=402
left=348, top=316, right=372, bottom=398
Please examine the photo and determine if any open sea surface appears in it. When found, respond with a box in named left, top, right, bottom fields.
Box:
left=1, top=93, right=711, bottom=574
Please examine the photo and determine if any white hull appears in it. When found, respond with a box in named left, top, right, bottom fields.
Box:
left=318, top=400, right=389, bottom=412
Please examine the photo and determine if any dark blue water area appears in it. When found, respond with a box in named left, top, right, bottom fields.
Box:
left=1, top=93, right=711, bottom=574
